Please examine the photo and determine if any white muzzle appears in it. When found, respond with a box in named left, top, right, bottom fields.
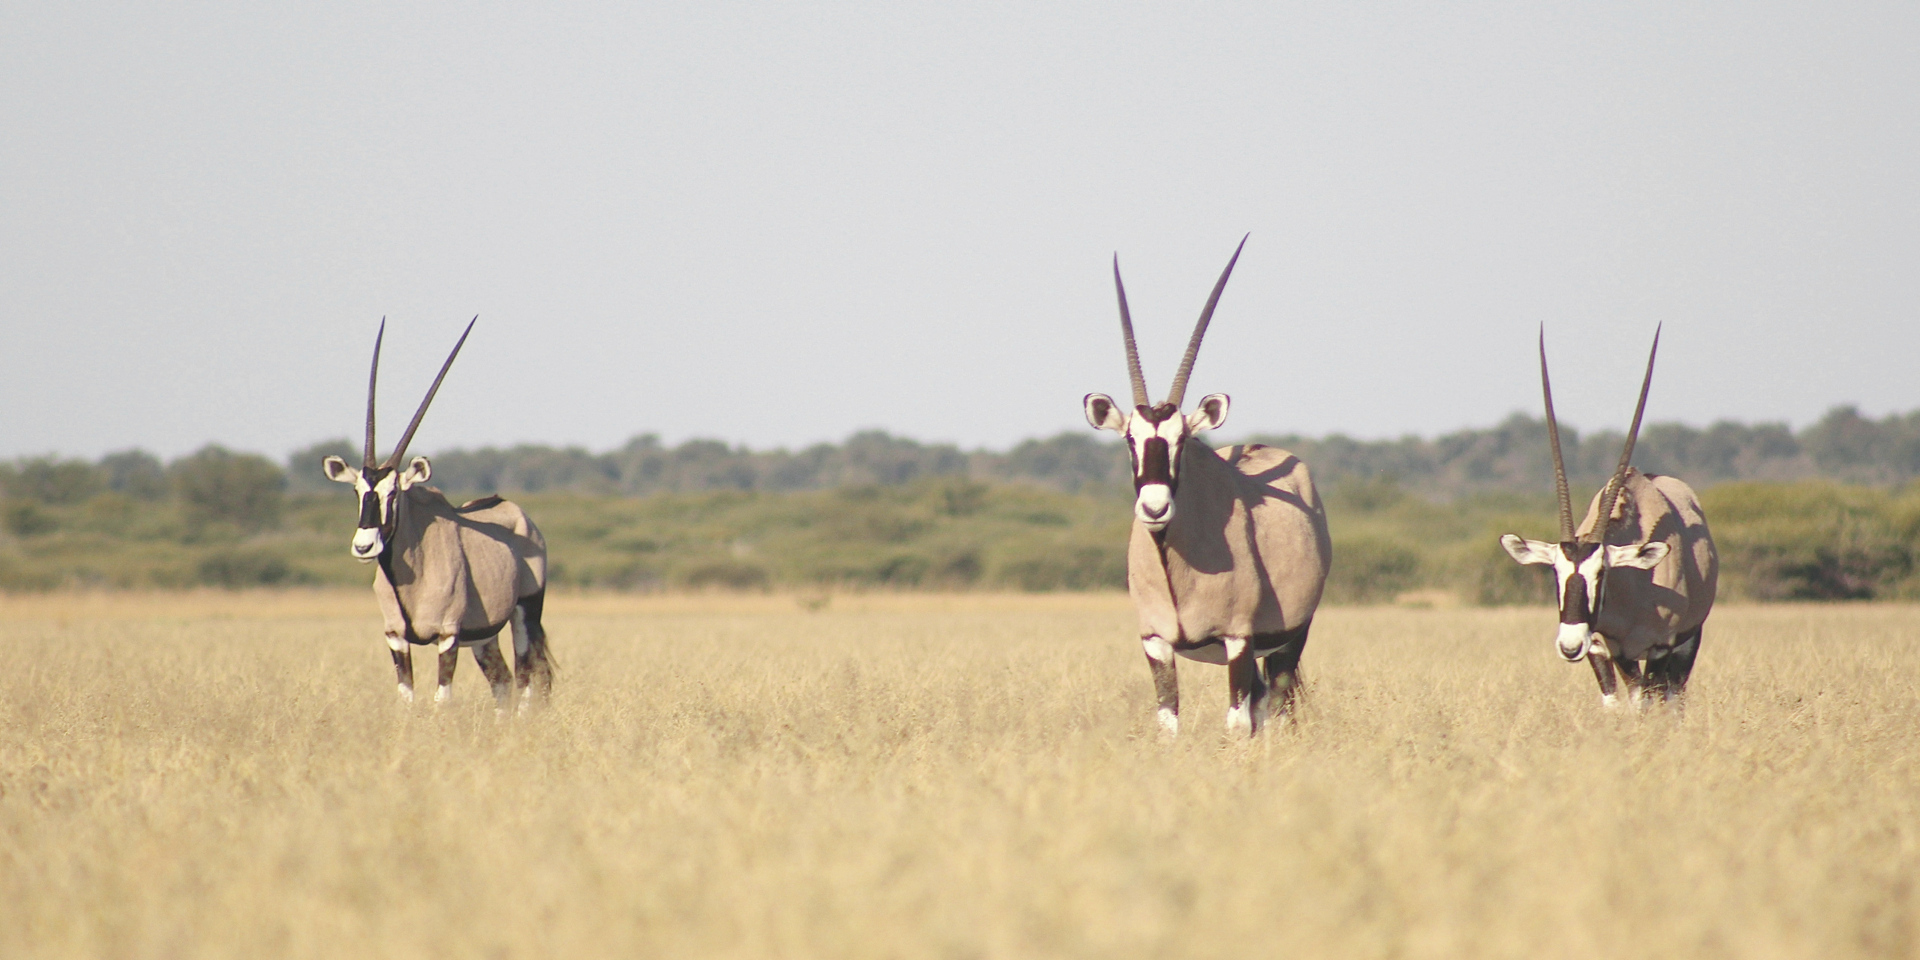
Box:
left=1556, top=622, right=1592, bottom=662
left=351, top=528, right=385, bottom=561
left=1135, top=484, right=1174, bottom=530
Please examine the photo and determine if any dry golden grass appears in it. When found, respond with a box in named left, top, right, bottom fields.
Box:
left=2, top=590, right=1916, bottom=959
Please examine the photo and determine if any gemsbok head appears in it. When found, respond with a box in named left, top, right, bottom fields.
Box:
left=1500, top=327, right=1718, bottom=706
left=1083, top=237, right=1332, bottom=738
left=323, top=318, right=554, bottom=711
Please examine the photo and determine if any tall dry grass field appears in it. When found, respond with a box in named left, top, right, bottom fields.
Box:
left=1, top=591, right=1915, bottom=958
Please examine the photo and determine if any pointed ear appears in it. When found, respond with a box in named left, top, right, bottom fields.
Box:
left=399, top=456, right=432, bottom=487
left=1606, top=540, right=1669, bottom=569
left=1500, top=534, right=1558, bottom=566
left=322, top=456, right=359, bottom=484
left=1186, top=393, right=1230, bottom=433
left=1084, top=393, right=1126, bottom=432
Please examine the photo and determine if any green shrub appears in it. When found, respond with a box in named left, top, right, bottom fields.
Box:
left=1704, top=482, right=1914, bottom=600
left=197, top=548, right=304, bottom=588
left=3, top=501, right=58, bottom=538
left=3, top=457, right=105, bottom=505
left=171, top=446, right=286, bottom=532
left=100, top=450, right=168, bottom=500
left=1323, top=535, right=1421, bottom=604
left=679, top=560, right=771, bottom=591
left=1461, top=540, right=1554, bottom=606
left=991, top=544, right=1125, bottom=591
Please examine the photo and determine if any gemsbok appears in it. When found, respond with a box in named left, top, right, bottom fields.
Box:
left=322, top=318, right=553, bottom=710
left=1500, top=327, right=1718, bottom=707
left=1083, top=237, right=1332, bottom=738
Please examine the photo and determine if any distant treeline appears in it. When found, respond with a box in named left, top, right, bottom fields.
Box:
left=6, top=405, right=1920, bottom=601
left=11, top=405, right=1914, bottom=510
left=281, top=432, right=1129, bottom=497
left=269, top=404, right=1920, bottom=499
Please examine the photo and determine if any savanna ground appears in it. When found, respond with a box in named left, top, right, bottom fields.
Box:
left=1, top=591, right=1916, bottom=959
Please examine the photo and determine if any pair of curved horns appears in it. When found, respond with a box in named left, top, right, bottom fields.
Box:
left=363, top=317, right=477, bottom=470
left=1114, top=234, right=1248, bottom=410
left=1538, top=324, right=1661, bottom=543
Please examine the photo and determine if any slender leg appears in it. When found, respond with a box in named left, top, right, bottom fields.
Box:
left=1587, top=650, right=1621, bottom=707
left=516, top=592, right=554, bottom=703
left=1613, top=656, right=1646, bottom=707
left=471, top=638, right=514, bottom=710
left=435, top=641, right=459, bottom=704
left=1646, top=626, right=1703, bottom=703
left=387, top=634, right=414, bottom=703
left=1259, top=622, right=1312, bottom=724
left=1224, top=636, right=1267, bottom=738
left=1142, top=635, right=1179, bottom=737
left=511, top=606, right=533, bottom=702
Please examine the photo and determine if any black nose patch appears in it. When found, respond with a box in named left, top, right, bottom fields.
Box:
left=358, top=490, right=382, bottom=529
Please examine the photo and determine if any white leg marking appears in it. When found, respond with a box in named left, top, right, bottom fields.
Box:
left=437, top=636, right=458, bottom=654
left=1223, top=636, right=1256, bottom=737
left=1225, top=700, right=1254, bottom=738
left=435, top=684, right=451, bottom=704
left=1602, top=693, right=1619, bottom=708
left=385, top=634, right=406, bottom=653
left=397, top=683, right=414, bottom=703
left=1141, top=636, right=1174, bottom=663
left=1157, top=707, right=1179, bottom=737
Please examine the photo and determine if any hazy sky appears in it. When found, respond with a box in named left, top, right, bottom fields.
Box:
left=3, top=2, right=1915, bottom=461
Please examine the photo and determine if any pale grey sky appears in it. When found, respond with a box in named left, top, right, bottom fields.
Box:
left=2, top=2, right=1915, bottom=461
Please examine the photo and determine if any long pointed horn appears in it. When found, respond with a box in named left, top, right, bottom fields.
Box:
left=364, top=318, right=385, bottom=468
left=1538, top=326, right=1574, bottom=542
left=1164, top=233, right=1248, bottom=409
left=1113, top=255, right=1150, bottom=407
left=384, top=316, right=477, bottom=470
left=1591, top=324, right=1660, bottom=542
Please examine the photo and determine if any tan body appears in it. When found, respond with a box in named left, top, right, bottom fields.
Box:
left=1501, top=324, right=1712, bottom=705
left=1084, top=236, right=1324, bottom=736
left=375, top=486, right=548, bottom=644
left=328, top=317, right=554, bottom=709
left=1130, top=443, right=1331, bottom=663
left=1575, top=469, right=1717, bottom=662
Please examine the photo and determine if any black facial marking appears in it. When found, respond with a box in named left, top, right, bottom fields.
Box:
left=1137, top=437, right=1172, bottom=490
left=1558, top=541, right=1601, bottom=625
left=1559, top=570, right=1589, bottom=624
left=1137, top=402, right=1179, bottom=424
left=360, top=467, right=402, bottom=536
